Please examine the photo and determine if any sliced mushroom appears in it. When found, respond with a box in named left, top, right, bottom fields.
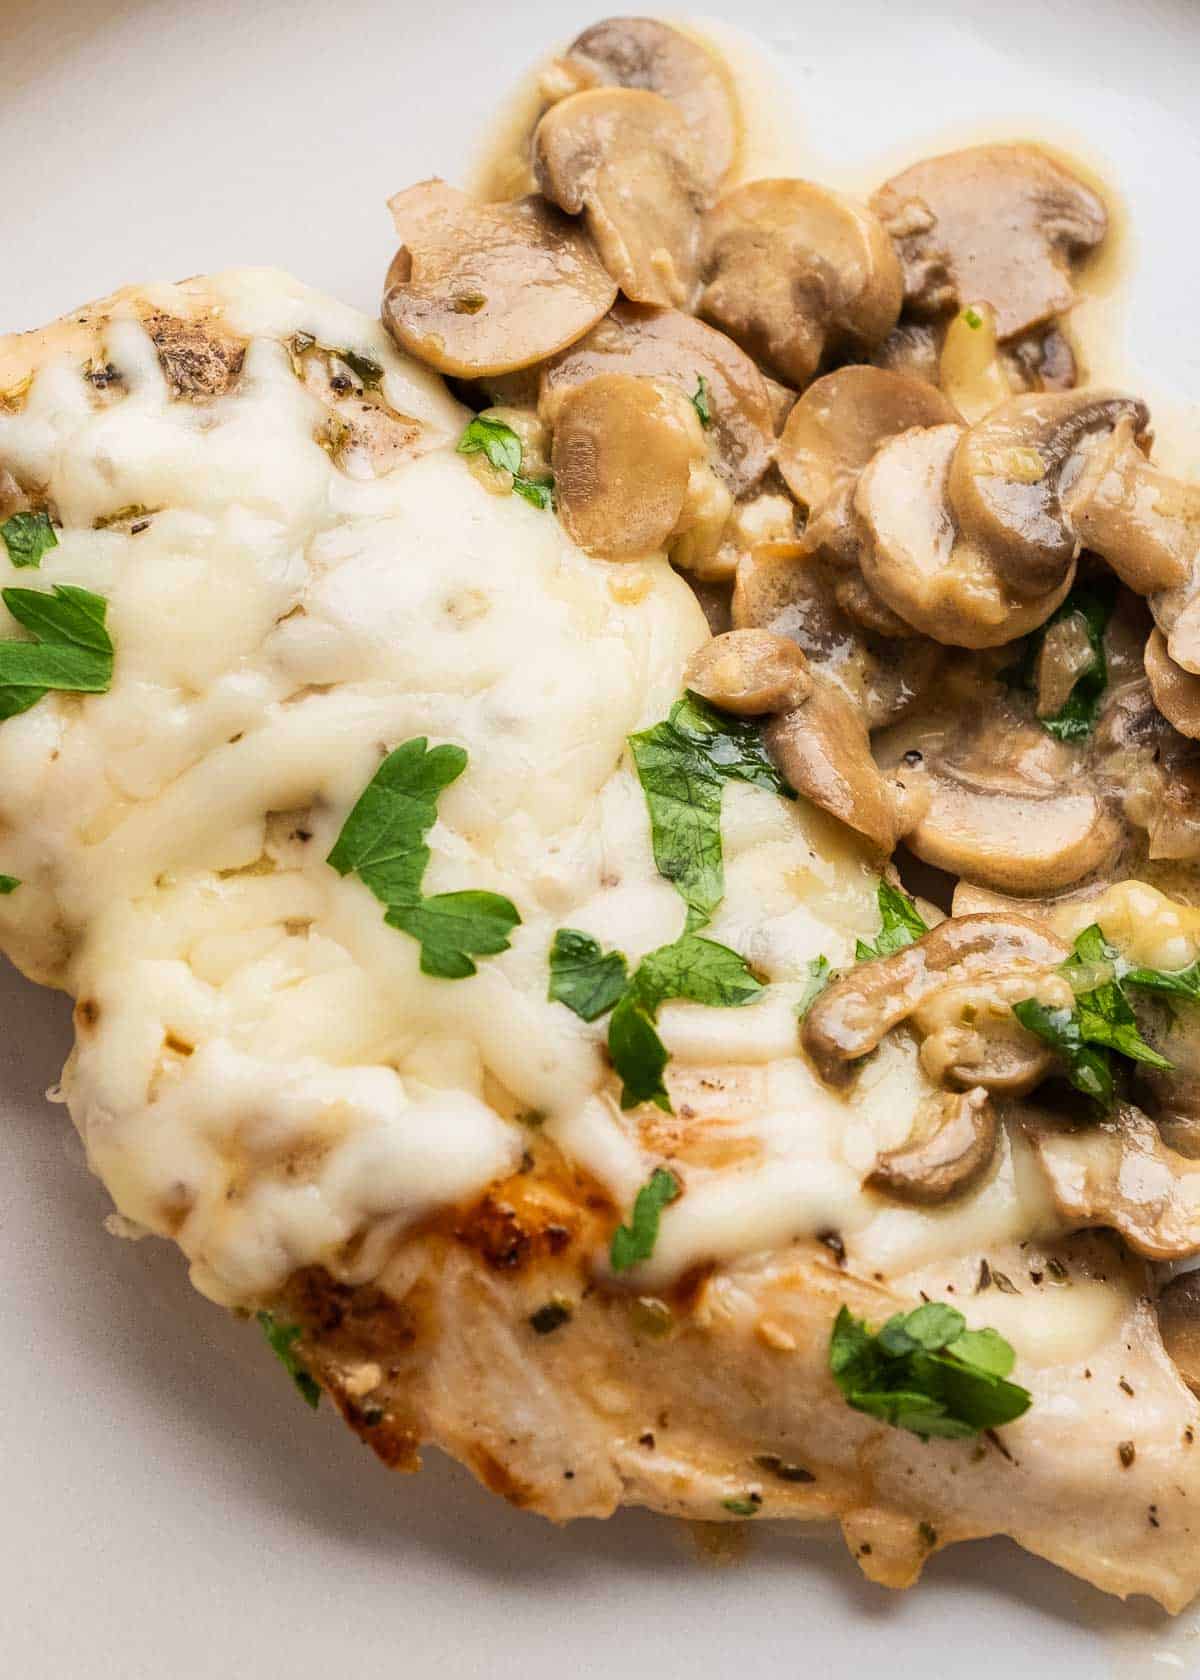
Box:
left=881, top=736, right=1122, bottom=894
left=871, top=318, right=944, bottom=386
left=1024, top=1103, right=1200, bottom=1262
left=732, top=541, right=941, bottom=727
left=857, top=422, right=1076, bottom=647
left=1002, top=325, right=1078, bottom=394
left=1063, top=414, right=1200, bottom=598
left=871, top=144, right=1108, bottom=340
left=1145, top=627, right=1200, bottom=739
left=801, top=912, right=1068, bottom=1086
left=540, top=300, right=775, bottom=496
left=762, top=674, right=900, bottom=850
left=1034, top=610, right=1097, bottom=717
left=1156, top=1271, right=1200, bottom=1395
left=534, top=89, right=705, bottom=308
left=865, top=1087, right=998, bottom=1204
left=551, top=372, right=695, bottom=557
left=1093, top=676, right=1200, bottom=863
left=549, top=18, right=740, bottom=194
left=685, top=629, right=812, bottom=715
left=950, top=392, right=1150, bottom=598
left=698, top=180, right=903, bottom=388
left=382, top=181, right=616, bottom=377
left=143, top=312, right=246, bottom=399
left=777, top=366, right=959, bottom=569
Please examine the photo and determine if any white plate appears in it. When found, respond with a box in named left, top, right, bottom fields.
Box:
left=4, top=2, right=1200, bottom=1674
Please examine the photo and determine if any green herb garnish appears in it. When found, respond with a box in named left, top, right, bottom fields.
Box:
left=722, top=1497, right=760, bottom=1516
left=0, top=875, right=19, bottom=894
left=548, top=928, right=630, bottom=1022
left=691, top=373, right=712, bottom=428
left=1008, top=582, right=1115, bottom=742
left=829, top=1301, right=1031, bottom=1439
left=963, top=307, right=984, bottom=330
left=328, top=738, right=520, bottom=978
left=0, top=584, right=113, bottom=721
left=855, top=879, right=929, bottom=963
left=457, top=415, right=554, bottom=510
left=1, top=511, right=58, bottom=569
left=338, top=348, right=384, bottom=389
left=1011, top=922, right=1172, bottom=1104
left=256, top=1311, right=320, bottom=1409
left=610, top=1166, right=681, bottom=1272
left=629, top=691, right=793, bottom=932
left=797, top=954, right=833, bottom=1018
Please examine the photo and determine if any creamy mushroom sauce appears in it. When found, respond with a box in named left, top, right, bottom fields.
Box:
left=4, top=19, right=1200, bottom=1440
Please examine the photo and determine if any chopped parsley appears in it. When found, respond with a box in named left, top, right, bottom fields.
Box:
left=855, top=879, right=930, bottom=962
left=797, top=954, right=833, bottom=1018
left=0, top=875, right=19, bottom=894
left=457, top=414, right=554, bottom=510
left=1012, top=922, right=1172, bottom=1104
left=337, top=348, right=384, bottom=389
left=0, top=584, right=113, bottom=721
left=721, top=1497, right=760, bottom=1516
left=610, top=1166, right=681, bottom=1272
left=256, top=1311, right=320, bottom=1409
left=548, top=928, right=629, bottom=1021
left=1008, top=582, right=1115, bottom=742
left=691, top=373, right=712, bottom=428
left=1, top=510, right=58, bottom=569
left=629, top=691, right=793, bottom=932
left=328, top=737, right=520, bottom=978
left=830, top=1301, right=1031, bottom=1439
left=962, top=306, right=984, bottom=330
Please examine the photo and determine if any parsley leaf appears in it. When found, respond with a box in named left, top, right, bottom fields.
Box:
left=387, top=889, right=521, bottom=979
left=855, top=879, right=929, bottom=962
left=1011, top=922, right=1174, bottom=1103
left=1, top=510, right=58, bottom=569
left=630, top=692, right=792, bottom=931
left=328, top=738, right=520, bottom=978
left=609, top=933, right=762, bottom=1111
left=1011, top=998, right=1115, bottom=1103
left=691, top=373, right=712, bottom=429
left=1009, top=583, right=1115, bottom=743
left=797, top=954, right=833, bottom=1018
left=829, top=1303, right=1031, bottom=1440
left=0, top=874, right=19, bottom=894
left=337, top=348, right=384, bottom=389
left=610, top=1166, right=681, bottom=1272
left=327, top=737, right=467, bottom=906
left=256, top=1311, right=320, bottom=1410
left=457, top=415, right=553, bottom=510
left=0, top=583, right=113, bottom=720
left=963, top=306, right=984, bottom=330
left=1127, top=960, right=1200, bottom=1001
left=548, top=928, right=629, bottom=1021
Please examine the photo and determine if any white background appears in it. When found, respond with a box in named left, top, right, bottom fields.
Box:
left=3, top=1, right=1200, bottom=1673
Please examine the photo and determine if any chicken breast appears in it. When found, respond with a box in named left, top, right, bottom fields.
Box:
left=2, top=273, right=1198, bottom=1610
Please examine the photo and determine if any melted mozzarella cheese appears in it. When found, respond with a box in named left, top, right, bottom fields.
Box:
left=0, top=270, right=1063, bottom=1315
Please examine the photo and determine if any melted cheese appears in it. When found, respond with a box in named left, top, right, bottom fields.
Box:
left=0, top=270, right=1064, bottom=1315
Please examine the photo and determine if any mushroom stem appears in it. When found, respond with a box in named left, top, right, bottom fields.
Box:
left=1063, top=416, right=1199, bottom=594
left=865, top=1087, right=998, bottom=1205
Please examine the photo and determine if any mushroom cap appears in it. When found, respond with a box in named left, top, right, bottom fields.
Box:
left=777, top=366, right=959, bottom=567
left=534, top=88, right=705, bottom=309
left=1064, top=414, right=1199, bottom=596
left=886, top=753, right=1121, bottom=894
left=761, top=676, right=900, bottom=850
left=685, top=628, right=812, bottom=715
left=949, top=391, right=1149, bottom=599
left=1145, top=627, right=1200, bottom=739
left=698, top=178, right=903, bottom=389
left=1157, top=1271, right=1200, bottom=1396
left=382, top=181, right=616, bottom=377
left=801, top=912, right=1068, bottom=1085
left=732, top=541, right=941, bottom=728
left=865, top=1087, right=998, bottom=1205
left=856, top=422, right=1078, bottom=647
left=1024, top=1103, right=1200, bottom=1263
left=540, top=300, right=775, bottom=496
left=871, top=143, right=1108, bottom=340
left=551, top=372, right=694, bottom=557
left=557, top=17, right=741, bottom=194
